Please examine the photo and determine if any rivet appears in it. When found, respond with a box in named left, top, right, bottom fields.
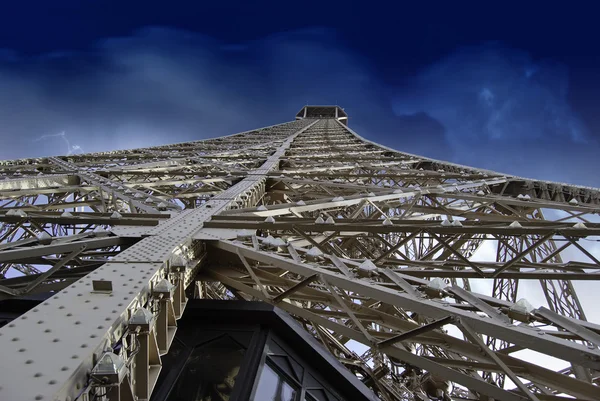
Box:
left=35, top=395, right=43, bottom=400
left=37, top=321, right=44, bottom=324
left=18, top=348, right=26, bottom=352
left=81, top=344, right=87, bottom=348
left=44, top=329, right=51, bottom=333
left=48, top=380, right=56, bottom=385
left=61, top=367, right=69, bottom=371
left=25, top=360, right=33, bottom=364
left=75, top=321, right=81, bottom=325
left=66, top=313, right=72, bottom=317
left=71, top=355, right=78, bottom=359
left=8, top=324, right=14, bottom=328
left=12, top=337, right=19, bottom=342
left=53, top=339, right=59, bottom=343
left=34, top=373, right=42, bottom=378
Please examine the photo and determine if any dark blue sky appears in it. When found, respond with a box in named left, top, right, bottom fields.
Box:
left=1, top=1, right=599, bottom=186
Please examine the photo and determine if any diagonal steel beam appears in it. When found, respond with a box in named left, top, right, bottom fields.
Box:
left=214, top=240, right=600, bottom=369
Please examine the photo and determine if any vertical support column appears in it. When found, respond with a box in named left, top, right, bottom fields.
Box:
left=170, top=263, right=188, bottom=319
left=129, top=308, right=162, bottom=400
left=90, top=352, right=135, bottom=401
left=152, top=279, right=177, bottom=355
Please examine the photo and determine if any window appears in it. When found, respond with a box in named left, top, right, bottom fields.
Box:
left=166, top=334, right=247, bottom=401
left=252, top=362, right=298, bottom=401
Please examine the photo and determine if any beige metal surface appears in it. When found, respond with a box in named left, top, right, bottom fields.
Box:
left=0, top=111, right=598, bottom=401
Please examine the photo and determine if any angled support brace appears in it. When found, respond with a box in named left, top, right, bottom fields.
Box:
left=273, top=274, right=319, bottom=303
left=534, top=306, right=600, bottom=347
left=456, top=318, right=541, bottom=401
left=236, top=248, right=270, bottom=299
left=447, top=285, right=511, bottom=324
left=377, top=316, right=454, bottom=348
left=426, top=230, right=486, bottom=277
left=320, top=276, right=377, bottom=343
left=378, top=268, right=423, bottom=298
left=19, top=245, right=85, bottom=295
left=492, top=233, right=554, bottom=277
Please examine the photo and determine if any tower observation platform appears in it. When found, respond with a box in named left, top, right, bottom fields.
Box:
left=0, top=106, right=599, bottom=401
left=296, top=105, right=348, bottom=125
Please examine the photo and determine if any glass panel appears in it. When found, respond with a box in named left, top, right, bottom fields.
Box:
left=166, top=335, right=246, bottom=401
left=252, top=363, right=298, bottom=401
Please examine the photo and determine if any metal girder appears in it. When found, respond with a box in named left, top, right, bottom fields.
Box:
left=0, top=113, right=599, bottom=401
left=0, top=235, right=128, bottom=263
left=48, top=157, right=174, bottom=214
left=204, top=265, right=599, bottom=400
left=212, top=239, right=600, bottom=369
left=0, top=119, right=316, bottom=401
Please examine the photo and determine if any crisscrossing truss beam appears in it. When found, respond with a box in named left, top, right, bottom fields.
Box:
left=0, top=110, right=599, bottom=401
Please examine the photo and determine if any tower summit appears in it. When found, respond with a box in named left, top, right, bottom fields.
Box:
left=296, top=105, right=348, bottom=125
left=0, top=107, right=598, bottom=401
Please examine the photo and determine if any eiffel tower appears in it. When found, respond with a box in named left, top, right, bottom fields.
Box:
left=0, top=106, right=598, bottom=401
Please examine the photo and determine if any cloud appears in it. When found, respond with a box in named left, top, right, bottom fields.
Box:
left=392, top=43, right=600, bottom=186
left=0, top=26, right=398, bottom=160
left=1, top=31, right=596, bottom=186
left=33, top=132, right=83, bottom=155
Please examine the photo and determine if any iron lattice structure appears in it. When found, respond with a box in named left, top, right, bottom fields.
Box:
left=0, top=106, right=599, bottom=401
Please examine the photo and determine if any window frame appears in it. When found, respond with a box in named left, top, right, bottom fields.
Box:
left=248, top=332, right=345, bottom=401
left=250, top=356, right=302, bottom=401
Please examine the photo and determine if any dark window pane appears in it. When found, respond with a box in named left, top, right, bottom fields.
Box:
left=252, top=363, right=297, bottom=401
left=306, top=389, right=327, bottom=401
left=270, top=355, right=303, bottom=382
left=166, top=335, right=246, bottom=401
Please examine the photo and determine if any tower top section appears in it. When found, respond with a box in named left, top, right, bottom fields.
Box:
left=296, top=105, right=348, bottom=125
